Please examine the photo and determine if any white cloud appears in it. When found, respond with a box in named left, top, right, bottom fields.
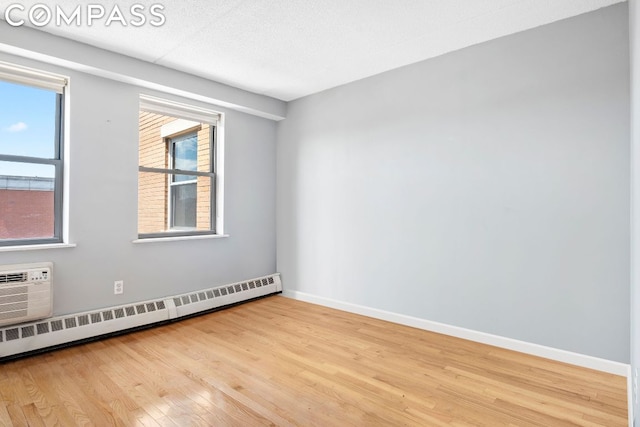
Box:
left=5, top=122, right=27, bottom=132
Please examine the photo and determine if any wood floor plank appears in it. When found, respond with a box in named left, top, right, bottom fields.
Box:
left=0, top=295, right=628, bottom=426
left=0, top=403, right=13, bottom=427
left=20, top=403, right=45, bottom=427
left=15, top=362, right=83, bottom=426
left=4, top=402, right=28, bottom=427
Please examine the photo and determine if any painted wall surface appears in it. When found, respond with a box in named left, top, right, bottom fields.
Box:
left=629, top=0, right=639, bottom=420
left=0, top=53, right=277, bottom=316
left=277, top=4, right=630, bottom=362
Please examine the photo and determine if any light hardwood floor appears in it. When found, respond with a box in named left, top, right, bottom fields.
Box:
left=0, top=295, right=628, bottom=426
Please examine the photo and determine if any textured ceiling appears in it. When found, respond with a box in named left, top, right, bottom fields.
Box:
left=0, top=0, right=625, bottom=101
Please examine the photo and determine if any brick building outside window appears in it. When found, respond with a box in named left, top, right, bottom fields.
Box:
left=0, top=175, right=54, bottom=239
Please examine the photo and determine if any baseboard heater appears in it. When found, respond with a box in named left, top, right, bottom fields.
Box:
left=0, top=273, right=281, bottom=361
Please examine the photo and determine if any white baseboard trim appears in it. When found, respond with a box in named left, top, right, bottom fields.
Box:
left=282, top=290, right=630, bottom=377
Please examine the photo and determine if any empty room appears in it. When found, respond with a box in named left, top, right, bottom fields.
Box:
left=0, top=0, right=638, bottom=425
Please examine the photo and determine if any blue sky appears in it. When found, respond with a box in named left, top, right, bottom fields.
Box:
left=0, top=80, right=57, bottom=178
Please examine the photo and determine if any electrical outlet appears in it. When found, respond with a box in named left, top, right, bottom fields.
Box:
left=114, top=280, right=124, bottom=295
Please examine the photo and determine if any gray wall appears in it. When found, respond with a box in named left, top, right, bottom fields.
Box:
left=0, top=54, right=277, bottom=316
left=629, top=0, right=639, bottom=421
left=277, top=4, right=630, bottom=362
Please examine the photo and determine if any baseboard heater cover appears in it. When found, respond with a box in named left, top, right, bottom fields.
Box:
left=0, top=273, right=281, bottom=360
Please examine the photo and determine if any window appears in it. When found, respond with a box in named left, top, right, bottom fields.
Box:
left=138, top=95, right=221, bottom=238
left=0, top=62, right=67, bottom=246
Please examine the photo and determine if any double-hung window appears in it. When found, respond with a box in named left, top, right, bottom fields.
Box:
left=0, top=62, right=67, bottom=246
left=138, top=95, right=221, bottom=238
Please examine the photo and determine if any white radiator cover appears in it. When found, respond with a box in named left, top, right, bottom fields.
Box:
left=0, top=273, right=281, bottom=359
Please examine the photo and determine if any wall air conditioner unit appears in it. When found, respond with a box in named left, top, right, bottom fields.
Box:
left=0, top=263, right=52, bottom=327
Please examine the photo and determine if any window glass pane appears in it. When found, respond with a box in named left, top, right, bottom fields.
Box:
left=138, top=170, right=167, bottom=235
left=0, top=81, right=57, bottom=159
left=173, top=174, right=196, bottom=183
left=195, top=175, right=212, bottom=231
left=139, top=111, right=209, bottom=170
left=139, top=111, right=170, bottom=169
left=171, top=183, right=196, bottom=228
left=172, top=133, right=197, bottom=172
left=0, top=159, right=54, bottom=178
left=0, top=161, right=55, bottom=240
left=138, top=171, right=212, bottom=234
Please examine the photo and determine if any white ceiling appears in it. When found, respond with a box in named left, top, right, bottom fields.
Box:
left=0, top=0, right=625, bottom=101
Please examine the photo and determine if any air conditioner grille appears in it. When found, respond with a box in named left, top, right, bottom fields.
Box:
left=0, top=273, right=27, bottom=284
left=0, top=310, right=27, bottom=321
left=1, top=302, right=28, bottom=312
left=0, top=294, right=28, bottom=304
left=0, top=263, right=52, bottom=328
left=0, top=286, right=28, bottom=297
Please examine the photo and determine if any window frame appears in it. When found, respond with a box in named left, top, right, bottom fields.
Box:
left=138, top=95, right=221, bottom=240
left=0, top=64, right=67, bottom=247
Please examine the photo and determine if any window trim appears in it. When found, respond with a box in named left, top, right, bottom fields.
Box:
left=0, top=61, right=67, bottom=94
left=139, top=95, right=219, bottom=125
left=138, top=95, right=222, bottom=240
left=0, top=78, right=66, bottom=247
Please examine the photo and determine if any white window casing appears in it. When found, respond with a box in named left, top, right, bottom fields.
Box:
left=138, top=94, right=224, bottom=239
left=140, top=95, right=220, bottom=125
left=0, top=61, right=67, bottom=93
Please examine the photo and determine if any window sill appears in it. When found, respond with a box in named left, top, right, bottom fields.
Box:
left=132, top=234, right=229, bottom=244
left=0, top=243, right=77, bottom=252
